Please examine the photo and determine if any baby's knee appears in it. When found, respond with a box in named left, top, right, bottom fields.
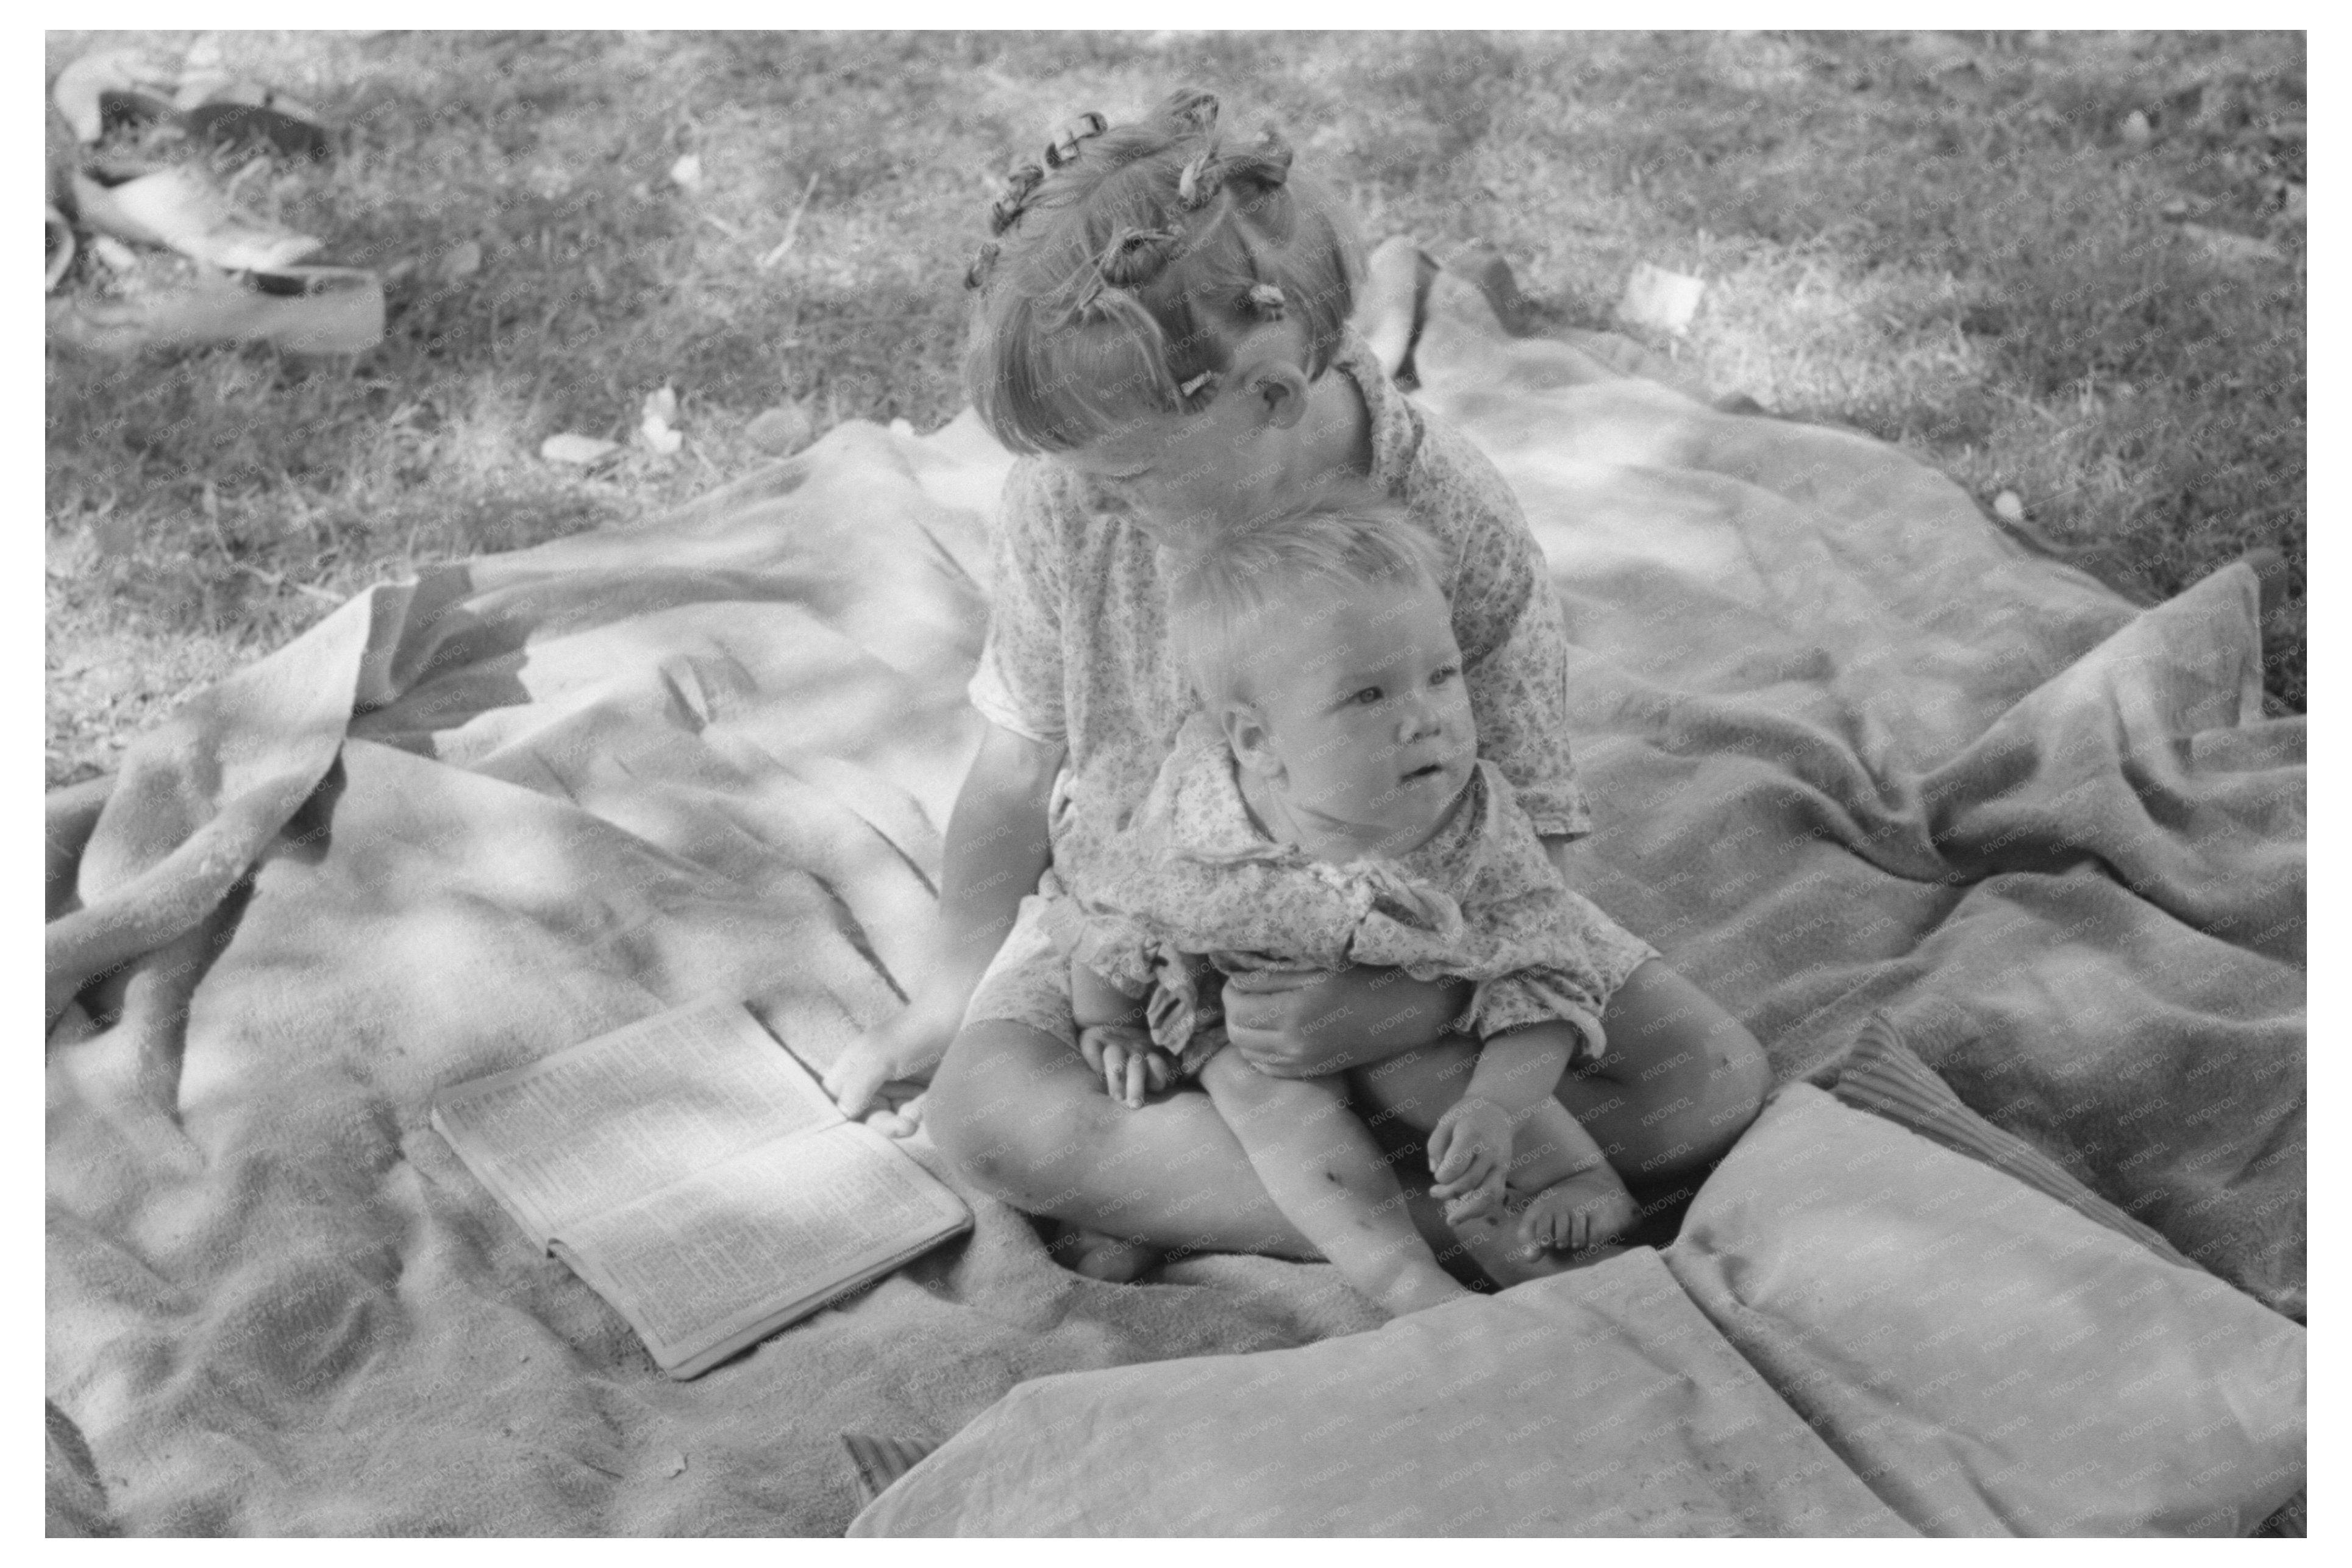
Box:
left=1351, top=1037, right=1480, bottom=1130
left=1203, top=1047, right=1318, bottom=1108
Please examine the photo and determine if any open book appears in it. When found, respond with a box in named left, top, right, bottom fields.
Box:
left=430, top=998, right=971, bottom=1379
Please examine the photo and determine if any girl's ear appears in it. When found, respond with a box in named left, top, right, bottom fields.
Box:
left=1219, top=700, right=1282, bottom=780
left=1245, top=360, right=1312, bottom=433
left=1224, top=329, right=1313, bottom=433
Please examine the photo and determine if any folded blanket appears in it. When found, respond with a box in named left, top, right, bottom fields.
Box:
left=45, top=254, right=2301, bottom=1536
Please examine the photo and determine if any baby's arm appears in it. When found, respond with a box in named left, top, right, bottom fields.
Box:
left=1425, top=1021, right=1579, bottom=1222
left=1069, top=960, right=1144, bottom=1030
left=1441, top=1021, right=1637, bottom=1255
left=1069, top=958, right=1172, bottom=1109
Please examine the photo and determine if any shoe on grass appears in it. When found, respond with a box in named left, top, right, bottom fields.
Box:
left=174, top=73, right=334, bottom=161
left=54, top=46, right=333, bottom=159
left=48, top=263, right=383, bottom=357
left=69, top=164, right=322, bottom=273
left=50, top=48, right=182, bottom=143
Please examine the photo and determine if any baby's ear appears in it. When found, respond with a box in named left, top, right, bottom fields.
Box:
left=1219, top=700, right=1279, bottom=778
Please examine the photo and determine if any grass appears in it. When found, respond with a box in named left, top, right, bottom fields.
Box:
left=45, top=30, right=2306, bottom=787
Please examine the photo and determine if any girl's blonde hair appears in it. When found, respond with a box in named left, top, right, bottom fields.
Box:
left=1166, top=491, right=1450, bottom=708
left=962, top=88, right=1364, bottom=456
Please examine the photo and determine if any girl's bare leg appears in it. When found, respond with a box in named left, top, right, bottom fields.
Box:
left=928, top=1017, right=1313, bottom=1255
left=1571, top=960, right=1771, bottom=1186
left=1196, top=1049, right=1469, bottom=1316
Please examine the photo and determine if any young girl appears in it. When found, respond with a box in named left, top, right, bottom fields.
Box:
left=1046, top=496, right=1645, bottom=1316
left=822, top=87, right=1769, bottom=1286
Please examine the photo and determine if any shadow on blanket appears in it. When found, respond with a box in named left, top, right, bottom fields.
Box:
left=45, top=252, right=2301, bottom=1536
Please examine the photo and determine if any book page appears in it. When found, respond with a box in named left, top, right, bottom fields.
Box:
left=562, top=1121, right=968, bottom=1364
left=432, top=999, right=839, bottom=1241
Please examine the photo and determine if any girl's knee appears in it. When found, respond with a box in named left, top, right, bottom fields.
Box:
left=1717, top=1021, right=1770, bottom=1108
left=1691, top=1022, right=1769, bottom=1156
left=922, top=1063, right=1014, bottom=1197
left=927, top=1025, right=1092, bottom=1202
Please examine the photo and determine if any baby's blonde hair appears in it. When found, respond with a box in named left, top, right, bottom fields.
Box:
left=1167, top=491, right=1451, bottom=708
left=961, top=88, right=1364, bottom=456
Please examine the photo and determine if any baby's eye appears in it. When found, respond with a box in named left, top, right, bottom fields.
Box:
left=1430, top=664, right=1461, bottom=686
left=1350, top=686, right=1384, bottom=707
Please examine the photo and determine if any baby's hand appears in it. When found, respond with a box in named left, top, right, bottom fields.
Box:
left=1427, top=1096, right=1515, bottom=1225
left=1078, top=1024, right=1172, bottom=1109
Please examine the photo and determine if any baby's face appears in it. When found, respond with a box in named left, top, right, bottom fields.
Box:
left=1240, top=578, right=1477, bottom=844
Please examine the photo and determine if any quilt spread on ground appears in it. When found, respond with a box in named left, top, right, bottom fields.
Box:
left=45, top=260, right=2303, bottom=1536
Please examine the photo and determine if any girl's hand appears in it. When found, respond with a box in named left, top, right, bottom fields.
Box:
left=1218, top=968, right=1344, bottom=1077
left=1079, top=1024, right=1173, bottom=1109
left=1427, top=1096, right=1514, bottom=1224
left=824, top=1002, right=960, bottom=1127
left=1222, top=966, right=1472, bottom=1078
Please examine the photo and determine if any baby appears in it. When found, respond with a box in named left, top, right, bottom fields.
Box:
left=1046, top=494, right=1641, bottom=1314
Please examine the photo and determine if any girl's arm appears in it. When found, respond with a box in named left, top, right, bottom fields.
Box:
left=823, top=721, right=1063, bottom=1116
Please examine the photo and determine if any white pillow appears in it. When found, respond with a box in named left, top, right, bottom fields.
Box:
left=1661, top=1084, right=2304, bottom=1536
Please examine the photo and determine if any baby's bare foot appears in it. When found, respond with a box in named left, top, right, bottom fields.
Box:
left=1052, top=1224, right=1165, bottom=1283
left=1519, top=1166, right=1637, bottom=1256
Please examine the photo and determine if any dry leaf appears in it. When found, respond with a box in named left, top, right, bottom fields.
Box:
left=2180, top=223, right=2284, bottom=267
left=640, top=385, right=683, bottom=456
left=1993, top=491, right=2025, bottom=523
left=669, top=153, right=704, bottom=191
left=1617, top=263, right=1706, bottom=336
left=746, top=403, right=814, bottom=455
left=91, top=235, right=143, bottom=275
left=439, top=240, right=482, bottom=281
left=541, top=433, right=619, bottom=466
